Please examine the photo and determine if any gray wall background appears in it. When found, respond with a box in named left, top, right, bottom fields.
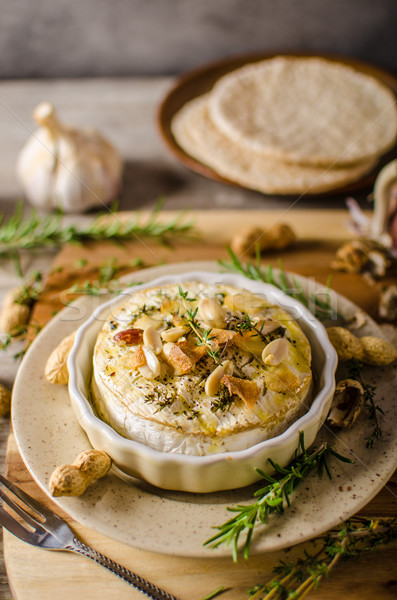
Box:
left=1, top=0, right=396, bottom=78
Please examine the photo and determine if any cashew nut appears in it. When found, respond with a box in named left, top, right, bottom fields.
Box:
left=161, top=325, right=189, bottom=343
left=139, top=346, right=161, bottom=379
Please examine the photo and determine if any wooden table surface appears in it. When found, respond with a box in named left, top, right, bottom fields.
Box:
left=3, top=209, right=397, bottom=600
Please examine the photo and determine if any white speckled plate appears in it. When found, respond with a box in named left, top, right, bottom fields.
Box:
left=11, top=261, right=397, bottom=557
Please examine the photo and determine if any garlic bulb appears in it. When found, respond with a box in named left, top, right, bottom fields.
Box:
left=16, top=102, right=123, bottom=213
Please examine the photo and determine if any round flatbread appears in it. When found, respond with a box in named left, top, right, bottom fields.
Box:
left=208, top=56, right=397, bottom=167
left=171, top=94, right=376, bottom=195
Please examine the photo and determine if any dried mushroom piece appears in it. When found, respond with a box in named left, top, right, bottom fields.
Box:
left=220, top=374, right=259, bottom=409
left=327, top=379, right=365, bottom=428
left=345, top=311, right=367, bottom=331
left=331, top=239, right=391, bottom=280
left=130, top=346, right=146, bottom=369
left=162, top=340, right=207, bottom=375
left=210, top=328, right=236, bottom=347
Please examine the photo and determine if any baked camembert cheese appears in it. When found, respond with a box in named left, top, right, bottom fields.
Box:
left=91, top=282, right=313, bottom=455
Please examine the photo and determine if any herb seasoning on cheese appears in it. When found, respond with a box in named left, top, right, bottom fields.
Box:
left=91, top=282, right=312, bottom=455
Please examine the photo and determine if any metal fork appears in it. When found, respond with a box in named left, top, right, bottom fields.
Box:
left=0, top=473, right=180, bottom=600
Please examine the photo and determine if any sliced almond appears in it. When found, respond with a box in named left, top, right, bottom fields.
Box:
left=205, top=364, right=226, bottom=396
left=139, top=346, right=161, bottom=379
left=222, top=359, right=234, bottom=376
left=134, top=314, right=162, bottom=331
left=113, top=328, right=143, bottom=345
left=161, top=325, right=189, bottom=343
left=221, top=375, right=260, bottom=409
left=262, top=338, right=289, bottom=365
left=143, top=325, right=163, bottom=355
left=198, top=297, right=227, bottom=329
left=223, top=293, right=268, bottom=314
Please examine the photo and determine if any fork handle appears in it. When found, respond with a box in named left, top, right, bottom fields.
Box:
left=68, top=538, right=180, bottom=600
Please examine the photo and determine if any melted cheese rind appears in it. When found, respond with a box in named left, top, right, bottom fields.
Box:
left=91, top=282, right=312, bottom=455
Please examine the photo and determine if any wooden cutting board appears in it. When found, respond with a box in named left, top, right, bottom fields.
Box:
left=4, top=210, right=397, bottom=600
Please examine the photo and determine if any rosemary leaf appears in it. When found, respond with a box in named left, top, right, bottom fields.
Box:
left=219, top=248, right=340, bottom=321
left=0, top=201, right=196, bottom=268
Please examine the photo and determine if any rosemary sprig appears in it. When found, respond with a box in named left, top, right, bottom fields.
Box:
left=204, top=432, right=353, bottom=561
left=219, top=247, right=339, bottom=321
left=178, top=286, right=221, bottom=363
left=248, top=516, right=397, bottom=599
left=348, top=358, right=383, bottom=447
left=68, top=258, right=144, bottom=296
left=0, top=200, right=195, bottom=274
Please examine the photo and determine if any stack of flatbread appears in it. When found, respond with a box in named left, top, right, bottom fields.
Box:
left=171, top=56, right=397, bottom=195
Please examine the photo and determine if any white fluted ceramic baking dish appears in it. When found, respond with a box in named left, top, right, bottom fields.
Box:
left=68, top=271, right=337, bottom=493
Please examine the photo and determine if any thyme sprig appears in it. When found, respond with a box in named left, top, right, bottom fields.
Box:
left=178, top=286, right=221, bottom=363
left=204, top=432, right=353, bottom=561
left=0, top=200, right=195, bottom=275
left=348, top=358, right=383, bottom=447
left=226, top=312, right=285, bottom=344
left=219, top=247, right=339, bottom=322
left=248, top=516, right=397, bottom=599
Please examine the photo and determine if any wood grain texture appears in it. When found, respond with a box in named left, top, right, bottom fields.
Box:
left=4, top=209, right=397, bottom=600
left=4, top=435, right=397, bottom=600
